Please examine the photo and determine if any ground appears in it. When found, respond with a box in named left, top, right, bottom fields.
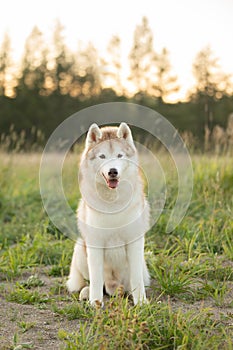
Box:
left=0, top=153, right=233, bottom=349
left=1, top=263, right=233, bottom=349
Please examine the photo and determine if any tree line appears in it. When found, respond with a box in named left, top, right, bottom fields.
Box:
left=0, top=17, right=233, bottom=149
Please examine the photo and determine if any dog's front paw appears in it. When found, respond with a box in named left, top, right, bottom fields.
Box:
left=90, top=299, right=104, bottom=308
left=134, top=297, right=149, bottom=306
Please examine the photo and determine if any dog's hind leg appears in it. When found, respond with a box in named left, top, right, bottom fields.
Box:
left=66, top=239, right=89, bottom=293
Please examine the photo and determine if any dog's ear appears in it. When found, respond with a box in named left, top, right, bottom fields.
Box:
left=86, top=123, right=102, bottom=149
left=117, top=123, right=133, bottom=142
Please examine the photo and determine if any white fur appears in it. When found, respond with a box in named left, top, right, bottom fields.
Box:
left=67, top=123, right=150, bottom=306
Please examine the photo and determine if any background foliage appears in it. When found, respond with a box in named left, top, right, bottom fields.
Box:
left=0, top=17, right=233, bottom=151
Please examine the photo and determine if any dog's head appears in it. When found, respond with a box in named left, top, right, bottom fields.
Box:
left=82, top=123, right=138, bottom=189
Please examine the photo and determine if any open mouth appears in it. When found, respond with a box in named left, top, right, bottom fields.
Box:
left=102, top=174, right=119, bottom=189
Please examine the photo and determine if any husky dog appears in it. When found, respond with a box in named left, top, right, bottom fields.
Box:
left=67, top=122, right=150, bottom=306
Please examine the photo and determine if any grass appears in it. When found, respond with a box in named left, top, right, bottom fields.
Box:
left=6, top=284, right=51, bottom=305
left=57, top=297, right=233, bottom=350
left=0, top=151, right=233, bottom=349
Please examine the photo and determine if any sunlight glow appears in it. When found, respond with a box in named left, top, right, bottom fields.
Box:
left=0, top=0, right=233, bottom=102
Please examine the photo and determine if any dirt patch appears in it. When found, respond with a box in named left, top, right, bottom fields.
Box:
left=1, top=272, right=233, bottom=349
left=0, top=296, right=81, bottom=350
left=0, top=270, right=80, bottom=350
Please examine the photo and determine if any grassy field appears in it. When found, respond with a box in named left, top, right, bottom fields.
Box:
left=0, top=151, right=233, bottom=349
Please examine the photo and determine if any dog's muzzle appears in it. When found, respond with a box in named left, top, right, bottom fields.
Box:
left=103, top=168, right=119, bottom=189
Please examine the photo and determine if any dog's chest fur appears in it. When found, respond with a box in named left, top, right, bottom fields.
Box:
left=78, top=191, right=149, bottom=246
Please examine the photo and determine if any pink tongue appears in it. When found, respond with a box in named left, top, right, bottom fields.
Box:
left=108, top=179, right=119, bottom=189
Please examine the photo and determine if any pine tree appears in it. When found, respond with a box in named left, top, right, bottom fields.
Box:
left=191, top=46, right=230, bottom=101
left=105, top=35, right=123, bottom=94
left=191, top=46, right=231, bottom=127
left=77, top=42, right=102, bottom=98
left=17, top=26, right=48, bottom=95
left=0, top=33, right=13, bottom=96
left=50, top=20, right=74, bottom=96
left=129, top=17, right=155, bottom=94
left=152, top=48, right=179, bottom=103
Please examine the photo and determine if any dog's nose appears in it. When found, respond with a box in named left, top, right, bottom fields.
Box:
left=108, top=168, right=118, bottom=178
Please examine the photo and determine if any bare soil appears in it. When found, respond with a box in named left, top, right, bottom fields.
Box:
left=1, top=272, right=233, bottom=350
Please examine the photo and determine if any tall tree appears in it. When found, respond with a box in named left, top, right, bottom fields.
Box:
left=192, top=46, right=230, bottom=99
left=0, top=33, right=13, bottom=96
left=129, top=17, right=155, bottom=93
left=77, top=42, right=102, bottom=98
left=50, top=20, right=74, bottom=96
left=105, top=35, right=123, bottom=94
left=190, top=46, right=231, bottom=127
left=152, top=48, right=179, bottom=103
left=17, top=26, right=48, bottom=95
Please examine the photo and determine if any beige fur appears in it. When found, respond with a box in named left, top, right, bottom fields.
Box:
left=67, top=123, right=150, bottom=306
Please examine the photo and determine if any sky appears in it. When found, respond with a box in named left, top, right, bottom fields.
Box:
left=1, top=0, right=233, bottom=101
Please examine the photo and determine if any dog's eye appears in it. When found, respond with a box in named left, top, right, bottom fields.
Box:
left=117, top=153, right=123, bottom=158
left=99, top=154, right=106, bottom=159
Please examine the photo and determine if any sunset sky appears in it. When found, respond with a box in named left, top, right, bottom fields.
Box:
left=1, top=0, right=233, bottom=101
